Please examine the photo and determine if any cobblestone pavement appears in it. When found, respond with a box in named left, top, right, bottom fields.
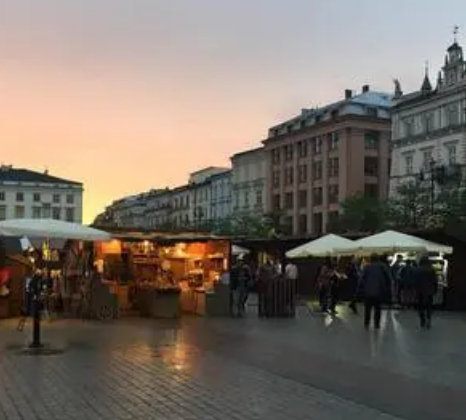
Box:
left=0, top=305, right=465, bottom=420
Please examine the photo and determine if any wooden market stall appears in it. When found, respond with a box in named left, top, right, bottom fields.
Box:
left=94, top=231, right=231, bottom=318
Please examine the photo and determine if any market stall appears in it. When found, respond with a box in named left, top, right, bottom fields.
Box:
left=95, top=231, right=231, bottom=318
left=348, top=230, right=453, bottom=307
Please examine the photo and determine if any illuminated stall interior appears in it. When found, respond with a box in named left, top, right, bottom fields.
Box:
left=94, top=232, right=231, bottom=315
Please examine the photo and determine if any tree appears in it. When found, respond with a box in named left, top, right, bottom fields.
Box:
left=337, top=193, right=389, bottom=233
left=388, top=181, right=432, bottom=229
left=211, top=211, right=287, bottom=238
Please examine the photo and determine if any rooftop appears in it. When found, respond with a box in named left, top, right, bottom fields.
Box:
left=0, top=166, right=82, bottom=186
left=267, top=88, right=392, bottom=138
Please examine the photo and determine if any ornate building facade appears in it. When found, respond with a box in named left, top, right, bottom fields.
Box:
left=389, top=34, right=466, bottom=197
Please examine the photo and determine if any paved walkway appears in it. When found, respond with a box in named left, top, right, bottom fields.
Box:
left=0, top=305, right=465, bottom=420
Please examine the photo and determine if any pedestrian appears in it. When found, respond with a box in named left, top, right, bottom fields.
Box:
left=237, top=257, right=252, bottom=316
left=347, top=257, right=362, bottom=314
left=257, top=260, right=274, bottom=317
left=413, top=255, right=438, bottom=329
left=316, top=261, right=331, bottom=313
left=359, top=254, right=392, bottom=330
left=328, top=263, right=342, bottom=315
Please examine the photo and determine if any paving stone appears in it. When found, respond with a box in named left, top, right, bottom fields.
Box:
left=0, top=309, right=465, bottom=420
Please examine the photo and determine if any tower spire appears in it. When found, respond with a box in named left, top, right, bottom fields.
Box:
left=421, top=60, right=432, bottom=93
left=453, top=25, right=459, bottom=43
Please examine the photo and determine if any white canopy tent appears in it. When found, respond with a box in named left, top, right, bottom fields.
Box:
left=0, top=219, right=111, bottom=242
left=346, top=230, right=453, bottom=255
left=232, top=245, right=250, bottom=256
left=286, top=234, right=357, bottom=258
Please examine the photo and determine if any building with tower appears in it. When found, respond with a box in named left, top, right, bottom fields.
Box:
left=389, top=30, right=466, bottom=197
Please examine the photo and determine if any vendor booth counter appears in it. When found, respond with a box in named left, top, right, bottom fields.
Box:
left=95, top=231, right=232, bottom=319
left=180, top=282, right=230, bottom=317
left=135, top=286, right=181, bottom=319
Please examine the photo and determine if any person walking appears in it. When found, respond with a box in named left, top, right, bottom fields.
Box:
left=316, top=262, right=331, bottom=313
left=413, top=256, right=438, bottom=329
left=359, top=254, right=392, bottom=330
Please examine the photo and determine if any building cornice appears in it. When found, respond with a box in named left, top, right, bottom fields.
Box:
left=392, top=123, right=466, bottom=147
left=263, top=114, right=390, bottom=145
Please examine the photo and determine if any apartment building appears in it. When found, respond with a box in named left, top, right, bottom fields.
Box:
left=209, top=170, right=232, bottom=224
left=264, top=86, right=392, bottom=236
left=0, top=165, right=83, bottom=223
left=230, top=147, right=266, bottom=218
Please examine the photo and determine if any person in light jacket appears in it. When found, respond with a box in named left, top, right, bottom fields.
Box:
left=359, top=254, right=392, bottom=330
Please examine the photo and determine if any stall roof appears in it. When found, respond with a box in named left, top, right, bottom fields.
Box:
left=107, top=229, right=229, bottom=244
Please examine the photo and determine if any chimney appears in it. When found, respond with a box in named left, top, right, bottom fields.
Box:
left=345, top=89, right=352, bottom=99
left=362, top=85, right=370, bottom=93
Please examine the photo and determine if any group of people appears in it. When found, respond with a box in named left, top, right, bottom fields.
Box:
left=318, top=253, right=439, bottom=330
left=225, top=256, right=298, bottom=318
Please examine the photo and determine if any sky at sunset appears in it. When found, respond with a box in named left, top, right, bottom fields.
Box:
left=0, top=0, right=465, bottom=223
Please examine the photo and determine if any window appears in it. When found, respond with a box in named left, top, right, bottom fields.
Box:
left=285, top=167, right=294, bottom=185
left=33, top=193, right=41, bottom=202
left=285, top=192, right=294, bottom=209
left=0, top=191, right=5, bottom=201
left=272, top=194, right=281, bottom=211
left=298, top=190, right=307, bottom=208
left=328, top=158, right=339, bottom=178
left=422, top=150, right=433, bottom=168
left=15, top=205, right=25, bottom=218
left=66, top=209, right=74, bottom=222
left=53, top=194, right=61, bottom=204
left=66, top=194, right=75, bottom=204
left=312, top=137, right=322, bottom=155
left=32, top=207, right=42, bottom=219
left=0, top=205, right=6, bottom=220
left=328, top=132, right=339, bottom=151
left=313, top=213, right=323, bottom=235
left=365, top=184, right=379, bottom=198
left=446, top=105, right=459, bottom=126
left=404, top=119, right=414, bottom=136
left=364, top=131, right=379, bottom=150
left=313, top=187, right=323, bottom=206
left=298, top=164, right=307, bottom=184
left=244, top=191, right=250, bottom=208
left=404, top=155, right=413, bottom=175
left=52, top=207, right=61, bottom=220
left=328, top=185, right=339, bottom=204
left=297, top=140, right=308, bottom=158
left=255, top=189, right=263, bottom=206
left=424, top=113, right=434, bottom=133
left=284, top=145, right=293, bottom=162
left=327, top=211, right=340, bottom=231
left=43, top=204, right=51, bottom=219
left=271, top=148, right=280, bottom=165
left=272, top=170, right=280, bottom=188
left=298, top=214, right=307, bottom=234
left=312, top=161, right=323, bottom=180
left=16, top=192, right=24, bottom=202
left=364, top=157, right=378, bottom=177
left=366, top=107, right=378, bottom=117
left=446, top=144, right=457, bottom=165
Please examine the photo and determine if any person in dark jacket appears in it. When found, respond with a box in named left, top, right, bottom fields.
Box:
left=413, top=256, right=438, bottom=329
left=359, top=254, right=392, bottom=329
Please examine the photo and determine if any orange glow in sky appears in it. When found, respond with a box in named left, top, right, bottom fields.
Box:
left=0, top=1, right=461, bottom=222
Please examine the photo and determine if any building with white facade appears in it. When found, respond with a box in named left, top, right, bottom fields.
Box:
left=144, top=189, right=172, bottom=229
left=0, top=165, right=83, bottom=223
left=169, top=185, right=191, bottom=229
left=109, top=193, right=149, bottom=228
left=390, top=36, right=466, bottom=196
left=209, top=170, right=232, bottom=224
left=230, top=147, right=266, bottom=218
